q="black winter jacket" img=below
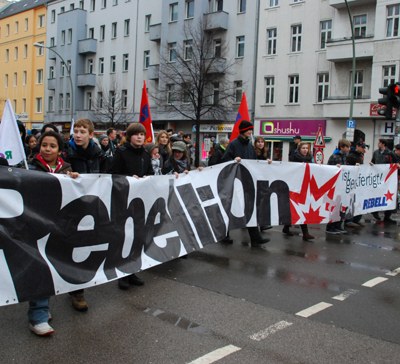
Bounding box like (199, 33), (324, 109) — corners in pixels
(221, 135), (256, 162)
(65, 139), (103, 173)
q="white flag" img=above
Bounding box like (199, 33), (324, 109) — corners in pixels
(0, 100), (27, 166)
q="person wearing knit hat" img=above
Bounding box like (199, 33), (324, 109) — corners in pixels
(221, 120), (270, 247)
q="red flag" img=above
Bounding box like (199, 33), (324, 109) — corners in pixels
(230, 92), (250, 141)
(139, 80), (154, 143)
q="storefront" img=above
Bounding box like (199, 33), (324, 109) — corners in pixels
(254, 119), (331, 162)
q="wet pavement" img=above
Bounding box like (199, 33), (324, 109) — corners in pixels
(1, 213), (400, 363)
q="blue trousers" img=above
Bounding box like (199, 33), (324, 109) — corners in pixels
(28, 298), (50, 325)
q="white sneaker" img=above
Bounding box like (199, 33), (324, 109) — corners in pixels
(29, 322), (55, 336)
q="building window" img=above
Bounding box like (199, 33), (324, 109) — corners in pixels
(61, 62), (65, 77)
(5, 49), (9, 62)
(61, 30), (66, 45)
(238, 0), (246, 13)
(184, 39), (193, 61)
(49, 66), (54, 79)
(109, 91), (115, 108)
(97, 92), (103, 108)
(102, 0), (107, 8)
(122, 89), (128, 109)
(354, 14), (367, 38)
(124, 19), (130, 36)
(289, 75), (299, 104)
(23, 71), (27, 85)
(317, 73), (329, 103)
(186, 0), (194, 19)
(214, 39), (222, 57)
(37, 42), (44, 56)
(351, 70), (363, 98)
(234, 81), (242, 103)
(170, 3), (178, 22)
(60, 6), (65, 13)
(5, 24), (9, 36)
(112, 22), (117, 38)
(113, 0), (118, 5)
(70, 3), (75, 10)
(144, 50), (150, 69)
(122, 54), (129, 71)
(212, 82), (220, 105)
(382, 65), (396, 87)
(168, 42), (177, 62)
(236, 36), (245, 58)
(51, 10), (56, 23)
(87, 59), (94, 73)
(269, 0), (279, 7)
(38, 15), (45, 28)
(145, 15), (151, 32)
(79, 1), (84, 9)
(23, 44), (28, 58)
(320, 20), (332, 49)
(37, 69), (43, 84)
(266, 28), (277, 55)
(15, 21), (18, 33)
(291, 24), (302, 52)
(48, 96), (54, 112)
(88, 28), (94, 39)
(13, 72), (17, 86)
(68, 28), (73, 44)
(100, 25), (105, 41)
(90, 0), (96, 11)
(50, 37), (55, 47)
(209, 0), (223, 12)
(87, 92), (92, 110)
(99, 57), (104, 74)
(36, 98), (42, 113)
(66, 93), (71, 111)
(167, 84), (175, 104)
(110, 55), (116, 73)
(14, 47), (18, 60)
(4, 74), (8, 88)
(265, 76), (275, 104)
(59, 94), (64, 110)
(386, 4), (400, 37)
(24, 18), (28, 31)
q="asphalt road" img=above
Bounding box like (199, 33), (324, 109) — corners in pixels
(1, 213), (400, 363)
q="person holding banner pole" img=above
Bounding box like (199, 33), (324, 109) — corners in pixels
(221, 120), (270, 247)
(27, 130), (79, 336)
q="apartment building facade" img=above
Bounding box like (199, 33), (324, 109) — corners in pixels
(254, 0), (400, 160)
(0, 0), (48, 129)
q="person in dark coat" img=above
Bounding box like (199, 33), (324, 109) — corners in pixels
(208, 138), (229, 166)
(282, 142), (315, 241)
(162, 141), (190, 175)
(110, 122), (154, 290)
(221, 120), (270, 247)
(289, 135), (302, 161)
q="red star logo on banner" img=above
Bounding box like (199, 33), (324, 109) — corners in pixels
(384, 190), (394, 201)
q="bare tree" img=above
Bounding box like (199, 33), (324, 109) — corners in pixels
(92, 79), (131, 128)
(155, 18), (238, 166)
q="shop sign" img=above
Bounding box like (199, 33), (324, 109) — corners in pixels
(370, 103), (396, 118)
(198, 124), (233, 133)
(15, 113), (28, 121)
(258, 119), (326, 137)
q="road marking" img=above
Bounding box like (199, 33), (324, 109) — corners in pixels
(332, 289), (359, 301)
(386, 267), (400, 276)
(249, 320), (293, 341)
(362, 277), (388, 287)
(296, 302), (332, 318)
(188, 345), (241, 364)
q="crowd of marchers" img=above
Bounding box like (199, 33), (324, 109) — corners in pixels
(0, 118), (399, 337)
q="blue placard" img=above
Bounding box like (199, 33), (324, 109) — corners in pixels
(347, 119), (356, 128)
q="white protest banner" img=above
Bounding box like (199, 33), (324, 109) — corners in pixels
(0, 161), (396, 305)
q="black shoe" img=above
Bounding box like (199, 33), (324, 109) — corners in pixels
(260, 225), (272, 231)
(251, 238), (270, 247)
(384, 218), (397, 224)
(282, 227), (294, 236)
(129, 274), (145, 286)
(118, 277), (130, 290)
(220, 236), (233, 244)
(372, 212), (381, 221)
(326, 229), (340, 235)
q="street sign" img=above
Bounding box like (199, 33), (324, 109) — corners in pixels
(347, 119), (356, 128)
(313, 126), (326, 147)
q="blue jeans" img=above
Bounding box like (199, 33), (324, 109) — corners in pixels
(28, 298), (50, 325)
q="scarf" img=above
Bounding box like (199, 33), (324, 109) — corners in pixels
(36, 154), (64, 173)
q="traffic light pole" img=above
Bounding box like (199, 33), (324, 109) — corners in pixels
(344, 0), (356, 142)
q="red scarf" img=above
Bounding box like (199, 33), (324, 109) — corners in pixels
(36, 154), (64, 173)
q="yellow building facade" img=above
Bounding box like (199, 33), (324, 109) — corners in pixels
(0, 1), (47, 130)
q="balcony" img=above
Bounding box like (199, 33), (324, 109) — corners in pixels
(204, 11), (229, 32)
(147, 64), (159, 80)
(326, 37), (374, 62)
(329, 0), (376, 9)
(47, 78), (56, 90)
(78, 38), (97, 54)
(77, 73), (96, 87)
(206, 58), (227, 74)
(149, 24), (161, 42)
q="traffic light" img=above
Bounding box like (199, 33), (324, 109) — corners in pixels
(378, 82), (400, 119)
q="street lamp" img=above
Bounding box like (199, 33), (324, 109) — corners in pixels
(33, 42), (74, 126)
